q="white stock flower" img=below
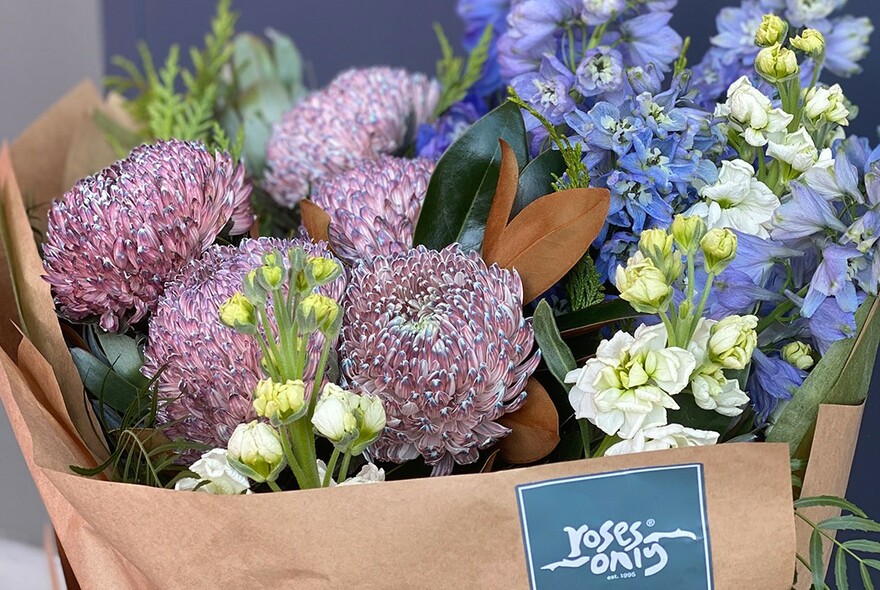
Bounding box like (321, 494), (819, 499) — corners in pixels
(565, 324), (696, 440)
(767, 127), (819, 172)
(786, 0), (837, 26)
(687, 319), (750, 416)
(686, 159), (780, 238)
(605, 423), (719, 456)
(803, 84), (850, 126)
(174, 449), (251, 495)
(316, 460), (386, 487)
(716, 77), (793, 147)
(226, 421), (285, 483)
(312, 384), (359, 448)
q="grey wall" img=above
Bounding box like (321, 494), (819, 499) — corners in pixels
(0, 0), (103, 546)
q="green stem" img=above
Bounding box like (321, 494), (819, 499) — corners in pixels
(258, 305), (284, 376)
(308, 339), (332, 419)
(755, 285), (809, 333)
(578, 419), (592, 459)
(267, 480), (282, 493)
(685, 273), (715, 344)
(322, 448), (341, 487)
(288, 422), (320, 489)
(280, 427), (307, 487)
(661, 313), (678, 348)
(594, 434), (621, 457)
(337, 452), (353, 484)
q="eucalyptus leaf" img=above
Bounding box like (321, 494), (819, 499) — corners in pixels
(70, 348), (140, 414)
(767, 297), (880, 454)
(413, 101), (527, 251)
(512, 148), (565, 217)
(96, 332), (148, 387)
(533, 300), (577, 390)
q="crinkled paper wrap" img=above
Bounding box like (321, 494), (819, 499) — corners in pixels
(0, 81), (867, 589)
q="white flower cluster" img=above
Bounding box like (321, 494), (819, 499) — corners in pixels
(565, 316), (757, 456)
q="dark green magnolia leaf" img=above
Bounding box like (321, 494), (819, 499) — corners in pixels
(70, 348), (140, 414)
(795, 496), (868, 517)
(413, 101), (527, 251)
(835, 548), (849, 590)
(767, 297), (880, 454)
(556, 298), (639, 337)
(810, 528), (825, 590)
(533, 300), (577, 390)
(667, 394), (735, 435)
(512, 148), (565, 217)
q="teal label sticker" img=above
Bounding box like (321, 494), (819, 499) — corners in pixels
(517, 464), (713, 589)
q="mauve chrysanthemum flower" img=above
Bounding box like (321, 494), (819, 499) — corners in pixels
(42, 140), (253, 332)
(264, 67), (440, 207)
(310, 156), (435, 263)
(341, 244), (540, 476)
(143, 238), (346, 450)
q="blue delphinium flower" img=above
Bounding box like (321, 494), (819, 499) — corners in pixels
(497, 0), (582, 78)
(511, 54), (576, 124)
(747, 348), (807, 422)
(618, 11), (683, 72)
(416, 95), (486, 160)
(575, 46), (625, 97)
(457, 0), (511, 97)
(770, 181), (848, 242)
(808, 297), (858, 354)
(818, 16), (874, 77)
(801, 244), (861, 316)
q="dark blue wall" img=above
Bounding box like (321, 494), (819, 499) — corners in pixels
(102, 0), (880, 564)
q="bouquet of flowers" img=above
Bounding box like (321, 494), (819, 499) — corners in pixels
(1, 0), (880, 588)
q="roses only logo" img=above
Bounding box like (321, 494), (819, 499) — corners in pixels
(516, 464), (713, 590)
(540, 519), (698, 577)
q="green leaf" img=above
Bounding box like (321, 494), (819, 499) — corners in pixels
(810, 528), (825, 590)
(843, 540), (880, 554)
(668, 395), (736, 435)
(862, 562), (877, 590)
(70, 348), (140, 414)
(767, 296), (880, 454)
(413, 101), (527, 251)
(533, 300), (577, 390)
(512, 148), (566, 217)
(820, 516), (880, 533)
(556, 299), (639, 337)
(795, 496), (868, 517)
(835, 548), (850, 590)
(866, 559), (880, 571)
(96, 332), (148, 387)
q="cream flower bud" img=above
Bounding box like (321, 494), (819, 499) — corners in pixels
(671, 215), (707, 254)
(708, 315), (758, 370)
(253, 378), (307, 425)
(755, 14), (788, 47)
(226, 421), (286, 483)
(700, 228), (737, 275)
(298, 293), (342, 336)
(219, 292), (257, 334)
(614, 252), (673, 314)
(755, 43), (799, 83)
(803, 84), (850, 126)
(312, 384), (359, 449)
(174, 449), (251, 495)
(638, 229), (682, 282)
(349, 394), (387, 455)
(766, 127), (819, 172)
(791, 29), (825, 57)
(782, 341), (815, 370)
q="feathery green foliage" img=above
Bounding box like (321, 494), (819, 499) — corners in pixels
(565, 254), (605, 312)
(105, 0), (241, 158)
(433, 23), (493, 117)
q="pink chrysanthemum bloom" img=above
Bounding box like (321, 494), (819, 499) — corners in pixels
(264, 67), (440, 207)
(42, 140), (253, 332)
(341, 245), (540, 476)
(143, 238), (346, 450)
(310, 156), (435, 263)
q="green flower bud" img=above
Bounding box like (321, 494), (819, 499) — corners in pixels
(219, 292), (257, 334)
(348, 394), (387, 455)
(257, 251), (285, 290)
(790, 29), (825, 57)
(671, 215), (707, 255)
(226, 421), (286, 483)
(782, 341), (815, 370)
(755, 43), (799, 83)
(700, 228), (738, 275)
(708, 315), (758, 370)
(614, 253), (673, 314)
(755, 14), (788, 48)
(638, 228), (682, 282)
(298, 293), (342, 336)
(307, 256), (342, 285)
(242, 269), (267, 306)
(253, 378), (307, 425)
